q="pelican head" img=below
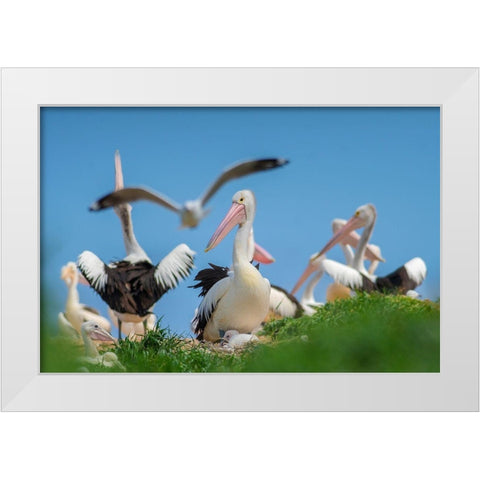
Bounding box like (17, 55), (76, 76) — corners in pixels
(331, 216), (385, 263)
(205, 190), (255, 252)
(220, 330), (240, 346)
(313, 204), (378, 261)
(81, 320), (116, 343)
(60, 262), (78, 286)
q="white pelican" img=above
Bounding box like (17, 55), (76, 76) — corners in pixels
(78, 152), (196, 340)
(60, 262), (112, 333)
(78, 320), (125, 371)
(266, 222), (386, 318)
(191, 190), (270, 341)
(292, 204), (427, 296)
(89, 157), (289, 228)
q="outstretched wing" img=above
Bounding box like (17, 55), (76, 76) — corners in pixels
(151, 243), (196, 293)
(90, 187), (182, 214)
(77, 251), (140, 314)
(376, 257), (427, 293)
(77, 251), (110, 293)
(322, 259), (377, 291)
(198, 158), (289, 206)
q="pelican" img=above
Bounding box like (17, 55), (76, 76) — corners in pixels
(78, 320), (125, 371)
(106, 151), (157, 340)
(292, 204), (427, 296)
(191, 190), (270, 341)
(266, 222), (386, 319)
(89, 157), (289, 228)
(60, 262), (112, 333)
(78, 151), (196, 340)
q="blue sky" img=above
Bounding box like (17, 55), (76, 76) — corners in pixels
(41, 107), (440, 337)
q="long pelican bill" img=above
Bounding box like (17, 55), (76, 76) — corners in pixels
(291, 262), (318, 296)
(89, 326), (116, 343)
(253, 243), (275, 264)
(205, 202), (246, 252)
(115, 150), (124, 189)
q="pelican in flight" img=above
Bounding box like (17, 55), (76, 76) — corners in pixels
(78, 151), (196, 340)
(191, 190), (271, 341)
(89, 157), (289, 228)
(60, 262), (112, 333)
(292, 204), (426, 296)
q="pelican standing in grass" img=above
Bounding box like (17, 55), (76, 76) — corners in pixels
(292, 204), (426, 296)
(60, 262), (112, 334)
(78, 151), (196, 340)
(265, 223), (385, 319)
(109, 151), (156, 339)
(191, 190), (270, 341)
(90, 157), (289, 228)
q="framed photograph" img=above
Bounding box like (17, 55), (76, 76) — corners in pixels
(1, 68), (478, 411)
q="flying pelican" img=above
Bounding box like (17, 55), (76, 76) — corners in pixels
(191, 190), (270, 341)
(292, 204), (427, 296)
(60, 262), (112, 333)
(89, 157), (289, 228)
(78, 152), (196, 340)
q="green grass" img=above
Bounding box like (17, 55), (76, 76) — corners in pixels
(41, 293), (440, 373)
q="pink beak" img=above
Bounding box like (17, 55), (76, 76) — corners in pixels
(115, 150), (124, 190)
(90, 328), (116, 343)
(205, 202), (246, 252)
(291, 262), (318, 296)
(253, 243), (275, 264)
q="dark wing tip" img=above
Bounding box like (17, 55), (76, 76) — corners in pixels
(89, 193), (114, 212)
(257, 157), (289, 167)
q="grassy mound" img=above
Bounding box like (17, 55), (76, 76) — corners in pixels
(41, 293), (439, 373)
(245, 293), (439, 372)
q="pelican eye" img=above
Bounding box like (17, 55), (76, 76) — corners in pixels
(94, 324), (99, 329)
(239, 197), (244, 202)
